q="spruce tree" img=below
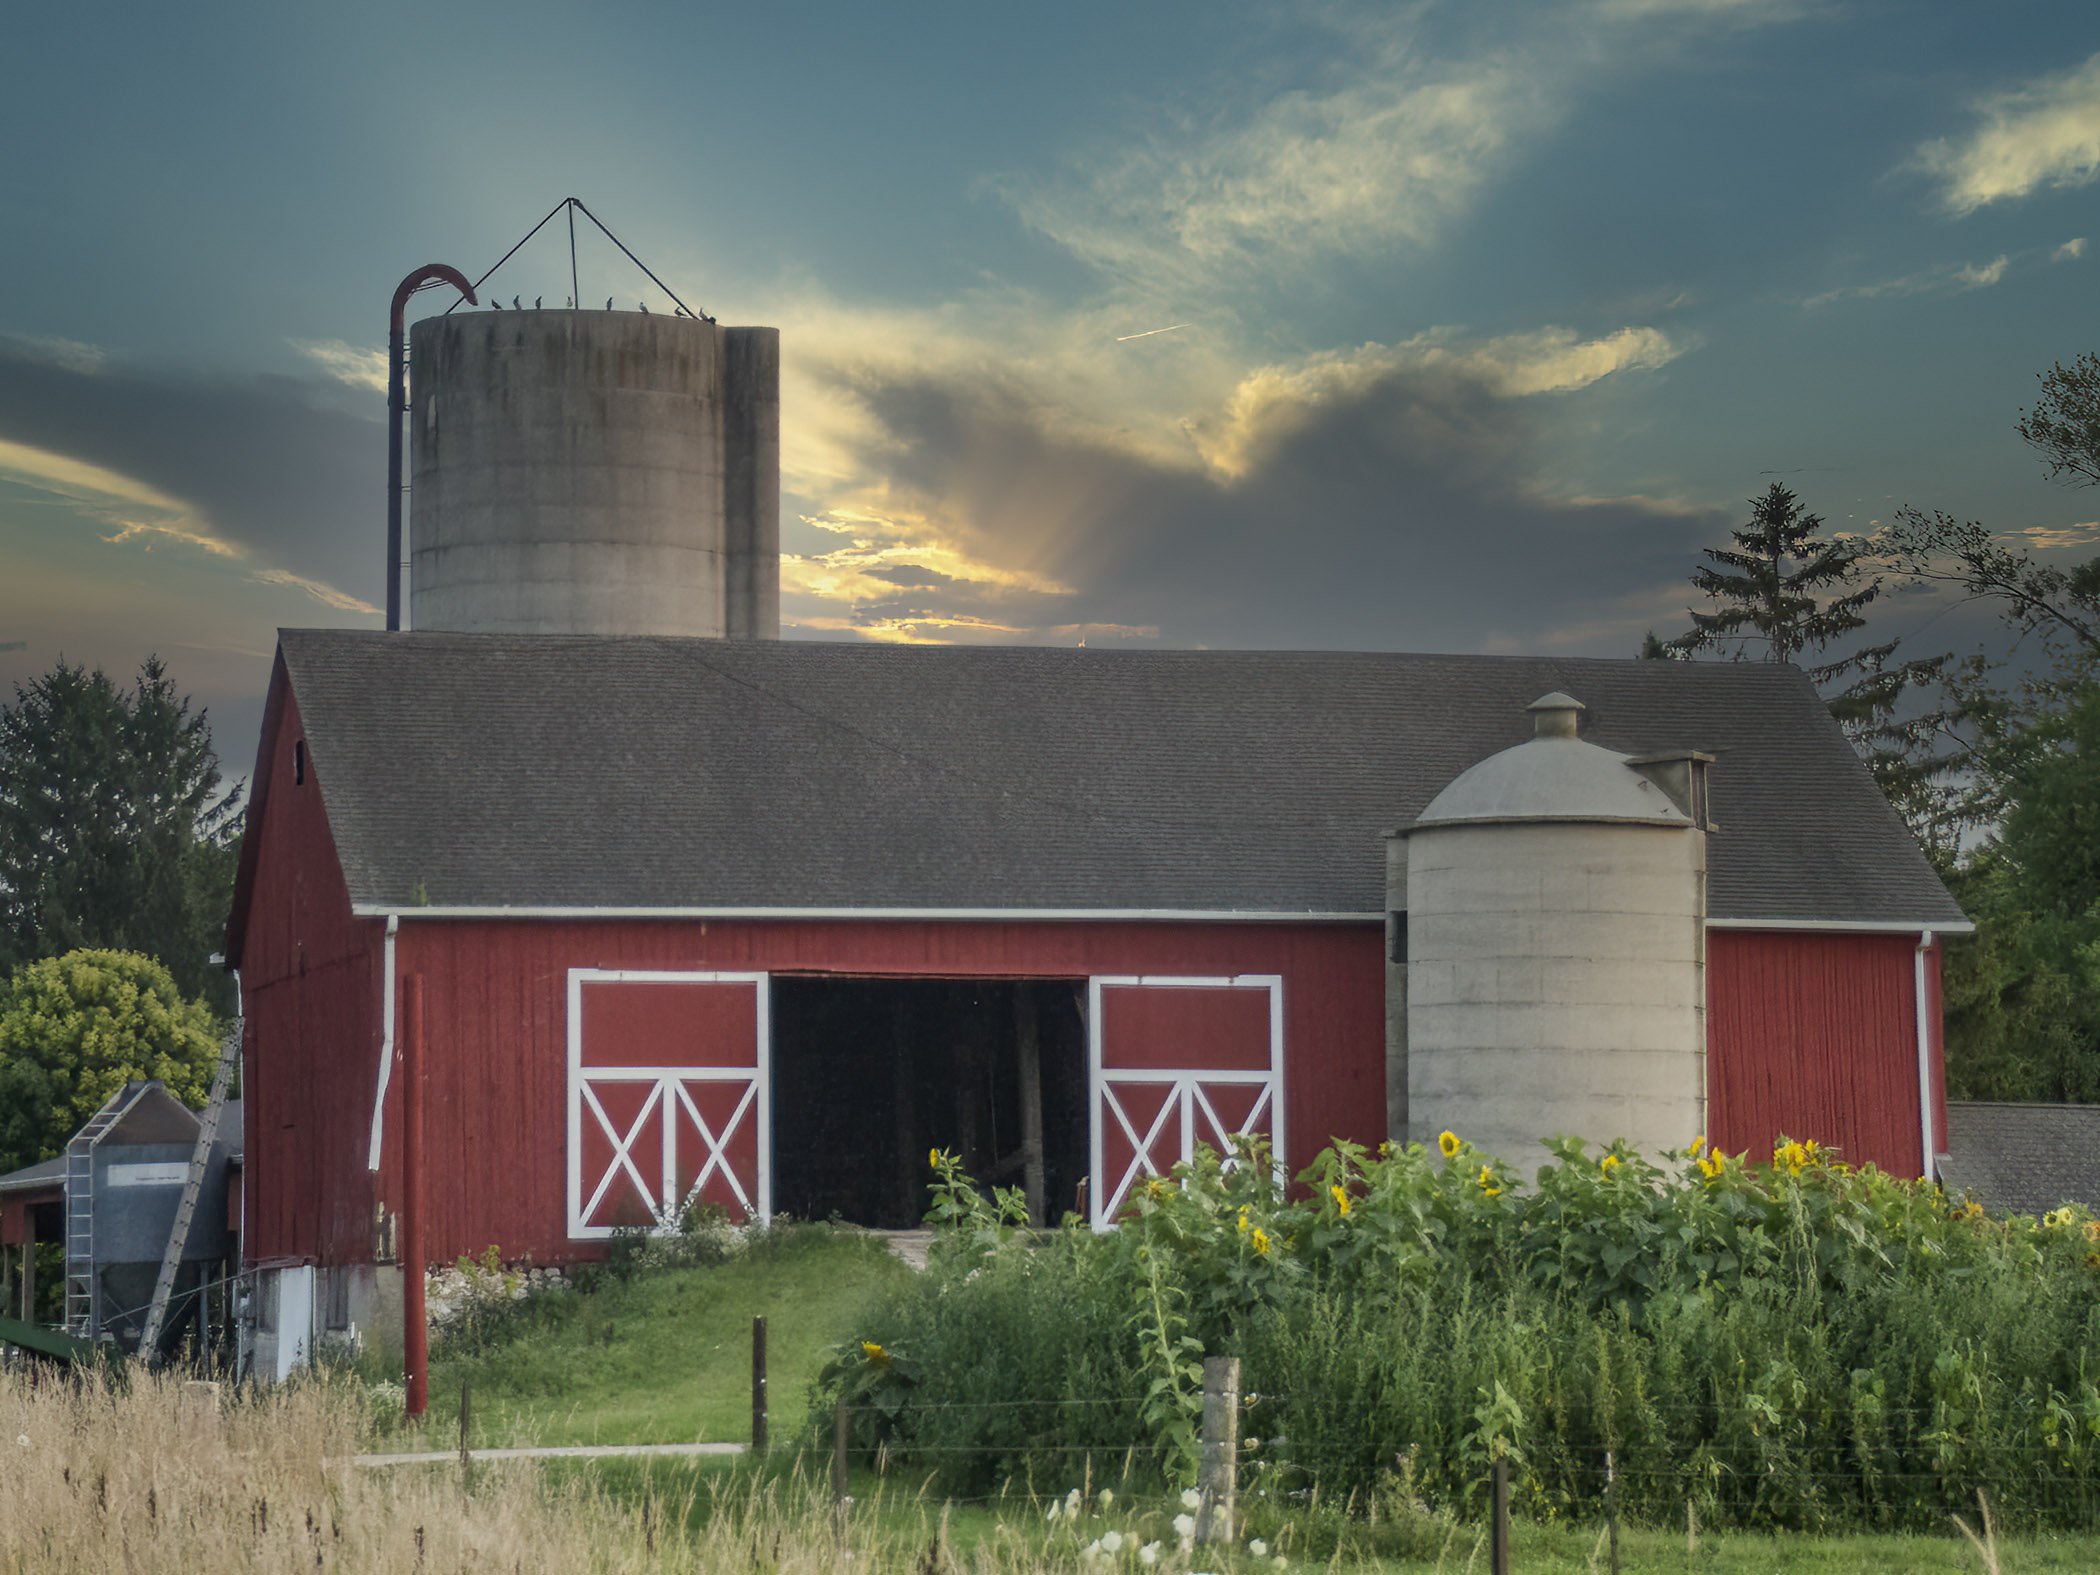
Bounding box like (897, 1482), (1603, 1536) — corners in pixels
(1645, 483), (1949, 844)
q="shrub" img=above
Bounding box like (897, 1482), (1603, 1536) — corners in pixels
(816, 1134), (2100, 1530)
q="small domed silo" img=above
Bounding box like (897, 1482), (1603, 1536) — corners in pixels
(1399, 693), (1708, 1168)
(408, 310), (778, 638)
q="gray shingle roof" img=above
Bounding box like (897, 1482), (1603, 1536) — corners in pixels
(1940, 1102), (2100, 1215)
(269, 630), (1965, 925)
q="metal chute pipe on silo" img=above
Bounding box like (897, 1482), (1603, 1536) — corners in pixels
(387, 265), (477, 631)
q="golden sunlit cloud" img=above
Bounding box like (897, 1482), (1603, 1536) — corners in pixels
(249, 568), (379, 614)
(2009, 522), (2100, 551)
(292, 338), (390, 393)
(1918, 53), (2100, 216)
(1194, 326), (1684, 480)
(0, 436), (375, 614)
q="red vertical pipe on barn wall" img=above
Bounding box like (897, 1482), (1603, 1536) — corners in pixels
(385, 917), (1385, 1267)
(230, 667), (384, 1267)
(1706, 929), (1928, 1176)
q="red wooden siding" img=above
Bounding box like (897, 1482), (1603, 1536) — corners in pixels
(232, 666), (385, 1267)
(1706, 929), (1936, 1177)
(369, 919), (1385, 1266)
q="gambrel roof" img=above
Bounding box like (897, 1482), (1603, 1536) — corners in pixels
(242, 629), (1966, 929)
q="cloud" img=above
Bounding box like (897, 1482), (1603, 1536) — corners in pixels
(2009, 521), (2100, 552)
(248, 568), (379, 615)
(1193, 326), (1684, 480)
(1918, 53), (2100, 216)
(1803, 254), (2011, 308)
(772, 313), (1715, 658)
(292, 338), (390, 393)
(2055, 237), (2088, 262)
(999, 5), (1806, 304)
(0, 337), (386, 611)
(0, 334), (107, 376)
(0, 640), (26, 654)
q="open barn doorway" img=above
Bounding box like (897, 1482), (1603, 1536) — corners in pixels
(769, 978), (1088, 1228)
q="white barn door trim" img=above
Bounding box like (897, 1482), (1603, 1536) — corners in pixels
(566, 969), (771, 1239)
(1086, 974), (1285, 1231)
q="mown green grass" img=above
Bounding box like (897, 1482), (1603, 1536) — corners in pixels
(405, 1224), (910, 1449)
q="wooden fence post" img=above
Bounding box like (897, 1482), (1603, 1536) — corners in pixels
(1604, 1447), (1620, 1575)
(832, 1398), (850, 1535)
(1195, 1355), (1240, 1545)
(458, 1377), (472, 1479)
(751, 1315), (768, 1454)
(1489, 1456), (1510, 1575)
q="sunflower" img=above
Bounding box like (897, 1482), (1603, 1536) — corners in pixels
(860, 1340), (891, 1367)
(1437, 1130), (1461, 1159)
(1251, 1227), (1272, 1257)
(1330, 1183), (1353, 1217)
(1600, 1154), (1621, 1174)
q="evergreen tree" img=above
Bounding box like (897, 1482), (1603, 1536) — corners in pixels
(1644, 483), (1949, 841)
(0, 657), (240, 1011)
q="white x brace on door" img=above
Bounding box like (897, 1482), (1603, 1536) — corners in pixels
(1087, 974), (1284, 1230)
(567, 970), (770, 1237)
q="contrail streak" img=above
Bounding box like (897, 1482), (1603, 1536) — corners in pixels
(1114, 323), (1194, 343)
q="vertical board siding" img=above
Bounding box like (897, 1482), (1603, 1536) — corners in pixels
(381, 918), (1385, 1266)
(234, 671), (384, 1266)
(1707, 929), (1927, 1176)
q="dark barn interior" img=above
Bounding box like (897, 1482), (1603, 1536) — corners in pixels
(770, 977), (1089, 1228)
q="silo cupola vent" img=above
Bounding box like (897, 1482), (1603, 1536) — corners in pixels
(1525, 691), (1585, 738)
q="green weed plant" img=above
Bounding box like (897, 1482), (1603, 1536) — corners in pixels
(820, 1134), (2100, 1534)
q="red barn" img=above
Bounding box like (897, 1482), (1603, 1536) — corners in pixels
(226, 630), (1965, 1336)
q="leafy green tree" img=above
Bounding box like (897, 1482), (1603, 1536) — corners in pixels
(1644, 482), (1949, 839)
(1939, 682), (2100, 1101)
(0, 657), (240, 1011)
(0, 949), (221, 1174)
(1881, 349), (2100, 1097)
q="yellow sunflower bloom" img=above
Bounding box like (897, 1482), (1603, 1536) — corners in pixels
(1600, 1154), (1621, 1174)
(1251, 1227), (1272, 1257)
(1477, 1164), (1501, 1197)
(1237, 1205), (1251, 1233)
(928, 1148), (942, 1170)
(1330, 1184), (1353, 1217)
(860, 1340), (891, 1366)
(1438, 1130), (1461, 1159)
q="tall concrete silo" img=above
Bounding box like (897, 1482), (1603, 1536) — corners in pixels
(408, 311), (779, 638)
(1393, 694), (1709, 1168)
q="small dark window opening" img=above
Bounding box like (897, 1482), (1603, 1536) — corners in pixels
(294, 740), (306, 785)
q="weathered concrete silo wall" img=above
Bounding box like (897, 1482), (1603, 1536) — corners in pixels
(1397, 693), (1708, 1170)
(409, 311), (779, 639)
(1406, 819), (1705, 1165)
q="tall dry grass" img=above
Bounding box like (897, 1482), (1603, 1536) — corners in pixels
(0, 1370), (1097, 1573)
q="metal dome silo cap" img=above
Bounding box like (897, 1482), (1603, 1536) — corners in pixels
(1408, 692), (1692, 829)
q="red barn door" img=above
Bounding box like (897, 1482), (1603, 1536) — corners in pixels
(1087, 975), (1284, 1229)
(567, 970), (770, 1237)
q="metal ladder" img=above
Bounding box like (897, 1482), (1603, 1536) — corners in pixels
(62, 1093), (132, 1338)
(138, 1022), (241, 1360)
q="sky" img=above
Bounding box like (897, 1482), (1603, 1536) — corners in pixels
(3, 0), (2098, 781)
